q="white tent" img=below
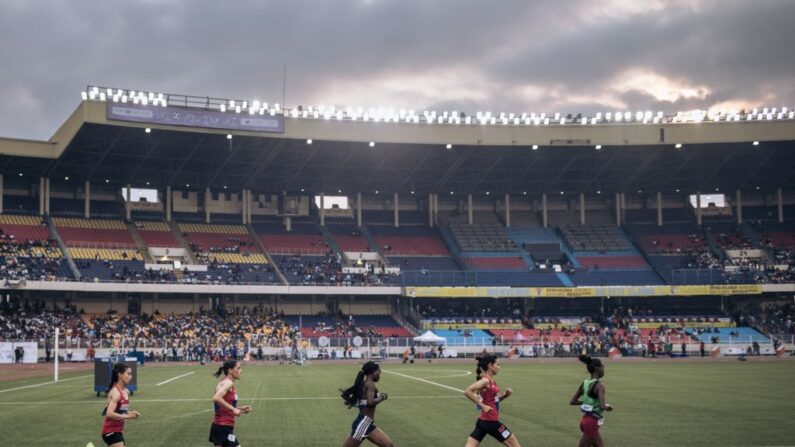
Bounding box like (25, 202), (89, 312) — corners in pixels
(413, 331), (447, 344)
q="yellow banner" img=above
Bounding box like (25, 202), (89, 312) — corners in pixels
(403, 284), (763, 298)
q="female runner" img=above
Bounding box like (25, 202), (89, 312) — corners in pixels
(209, 360), (252, 447)
(569, 354), (613, 447)
(464, 354), (521, 447)
(340, 361), (394, 447)
(101, 363), (141, 447)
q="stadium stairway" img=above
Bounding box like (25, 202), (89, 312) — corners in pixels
(739, 223), (774, 261)
(703, 227), (728, 262)
(549, 228), (581, 268)
(360, 225), (388, 263)
(555, 272), (574, 286)
(168, 219), (197, 264)
(436, 225), (467, 270)
(246, 223), (288, 285)
(126, 221), (154, 263)
(318, 224), (347, 263)
(44, 214), (81, 280)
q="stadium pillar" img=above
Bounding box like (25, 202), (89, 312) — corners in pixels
(39, 177), (45, 215)
(84, 181), (90, 219)
(579, 193), (585, 225)
(777, 188), (784, 223)
(357, 193), (362, 227)
(0, 174), (3, 213)
(165, 186), (172, 222)
(241, 190), (246, 224)
(467, 194), (473, 225)
(394, 193), (399, 227)
(614, 193), (621, 225)
(542, 193), (548, 228)
(504, 194), (511, 228)
(248, 190), (253, 224)
(320, 192), (325, 226)
(205, 187), (211, 223)
(436, 193), (440, 225)
(620, 192), (626, 225)
(736, 189), (742, 224)
(657, 192), (663, 226)
(428, 193), (434, 228)
(44, 177), (50, 215)
(125, 184), (131, 221)
(696, 191), (702, 225)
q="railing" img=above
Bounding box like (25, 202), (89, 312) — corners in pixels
(66, 241), (137, 250)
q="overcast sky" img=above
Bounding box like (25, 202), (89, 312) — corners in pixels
(1, 0), (793, 140)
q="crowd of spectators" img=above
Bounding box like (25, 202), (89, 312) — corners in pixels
(279, 252), (397, 286)
(0, 231), (65, 281)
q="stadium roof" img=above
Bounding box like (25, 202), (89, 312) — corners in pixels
(1, 93), (795, 196)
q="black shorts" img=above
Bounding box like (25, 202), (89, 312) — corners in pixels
(469, 419), (513, 443)
(209, 424), (240, 447)
(102, 432), (124, 446)
(350, 414), (377, 441)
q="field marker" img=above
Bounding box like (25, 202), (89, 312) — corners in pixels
(383, 369), (465, 393)
(0, 374), (92, 394)
(156, 371), (195, 386)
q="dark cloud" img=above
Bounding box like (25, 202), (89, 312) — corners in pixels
(0, 0), (792, 139)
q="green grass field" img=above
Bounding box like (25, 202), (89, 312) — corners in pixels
(0, 359), (793, 446)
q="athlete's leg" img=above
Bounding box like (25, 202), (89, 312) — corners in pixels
(465, 436), (481, 447)
(366, 428), (394, 447)
(592, 433), (604, 447)
(108, 443), (124, 447)
(501, 433), (521, 447)
(342, 436), (363, 447)
(577, 434), (592, 447)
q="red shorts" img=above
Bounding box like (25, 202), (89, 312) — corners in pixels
(580, 415), (601, 438)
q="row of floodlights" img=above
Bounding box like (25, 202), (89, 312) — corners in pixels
(83, 87), (795, 125)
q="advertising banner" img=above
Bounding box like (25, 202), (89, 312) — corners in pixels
(107, 103), (284, 133)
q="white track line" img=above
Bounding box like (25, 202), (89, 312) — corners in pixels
(156, 371), (195, 386)
(383, 369), (465, 393)
(159, 408), (213, 420)
(0, 374), (92, 394)
(0, 394), (463, 405)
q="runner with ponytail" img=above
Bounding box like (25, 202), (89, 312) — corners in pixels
(340, 361), (394, 447)
(209, 360), (251, 447)
(570, 354), (613, 447)
(464, 354), (521, 447)
(100, 362), (141, 447)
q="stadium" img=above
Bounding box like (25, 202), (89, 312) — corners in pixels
(0, 84), (793, 446)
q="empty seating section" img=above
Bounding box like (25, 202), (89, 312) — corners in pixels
(0, 215), (51, 242)
(370, 225), (449, 256)
(131, 210), (165, 221)
(465, 257), (527, 270)
(362, 210), (393, 224)
(3, 195), (38, 215)
(70, 248), (144, 261)
(90, 201), (124, 218)
(559, 224), (631, 252)
(353, 315), (412, 337)
(178, 223), (248, 235)
(256, 222), (328, 255)
(623, 209), (658, 223)
(136, 221), (180, 247)
(389, 256), (459, 271)
(576, 256), (651, 270)
(742, 206), (778, 221)
(751, 221), (795, 249)
(179, 223), (266, 262)
(705, 223), (754, 250)
(328, 224), (370, 251)
(568, 270), (663, 286)
(53, 217), (136, 248)
(172, 212), (205, 223)
(49, 198), (85, 216)
(450, 223), (517, 252)
(76, 260), (146, 281)
(627, 224), (705, 255)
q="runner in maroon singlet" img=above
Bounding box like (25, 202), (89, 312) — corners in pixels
(464, 354), (521, 447)
(100, 363), (141, 447)
(209, 360), (251, 447)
